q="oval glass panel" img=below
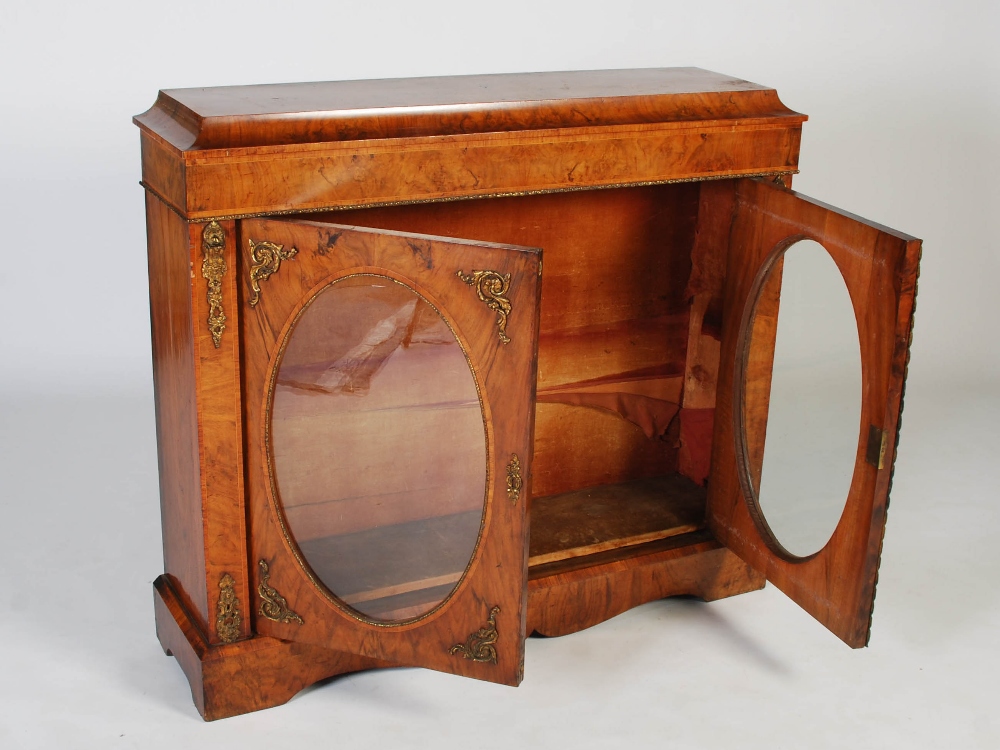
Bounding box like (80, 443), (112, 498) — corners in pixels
(740, 240), (862, 558)
(270, 276), (487, 622)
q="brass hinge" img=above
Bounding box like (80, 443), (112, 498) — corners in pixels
(865, 425), (888, 470)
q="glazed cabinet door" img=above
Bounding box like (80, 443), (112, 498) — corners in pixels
(240, 217), (541, 685)
(707, 178), (921, 647)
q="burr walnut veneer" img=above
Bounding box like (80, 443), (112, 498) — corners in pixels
(135, 68), (921, 720)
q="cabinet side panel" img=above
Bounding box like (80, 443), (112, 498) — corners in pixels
(141, 132), (186, 215)
(145, 193), (208, 628)
(678, 181), (736, 485)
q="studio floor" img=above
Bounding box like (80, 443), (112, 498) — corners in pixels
(1, 374), (996, 749)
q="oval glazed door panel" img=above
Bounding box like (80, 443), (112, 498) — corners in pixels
(707, 178), (921, 648)
(271, 276), (488, 623)
(738, 239), (863, 559)
(242, 217), (541, 685)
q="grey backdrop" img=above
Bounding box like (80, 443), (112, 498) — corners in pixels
(1, 1), (997, 747)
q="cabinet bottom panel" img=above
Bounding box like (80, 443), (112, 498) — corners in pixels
(528, 473), (706, 566)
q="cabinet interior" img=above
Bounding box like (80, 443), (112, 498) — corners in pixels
(290, 180), (736, 605)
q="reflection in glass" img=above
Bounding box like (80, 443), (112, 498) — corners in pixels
(744, 240), (862, 557)
(270, 276), (487, 622)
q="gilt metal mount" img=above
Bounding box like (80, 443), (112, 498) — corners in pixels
(257, 560), (304, 625)
(506, 454), (522, 504)
(457, 269), (512, 344)
(449, 605), (500, 664)
(215, 573), (241, 643)
(248, 239), (298, 307)
(201, 221), (228, 348)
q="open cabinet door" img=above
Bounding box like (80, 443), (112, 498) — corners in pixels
(241, 217), (541, 685)
(707, 178), (921, 647)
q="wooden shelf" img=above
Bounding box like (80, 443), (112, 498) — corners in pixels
(295, 474), (706, 620)
(528, 474), (707, 568)
(297, 509), (481, 621)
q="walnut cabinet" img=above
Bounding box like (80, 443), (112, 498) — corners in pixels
(134, 68), (921, 720)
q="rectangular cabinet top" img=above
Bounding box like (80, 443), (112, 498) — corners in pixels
(134, 67), (805, 151)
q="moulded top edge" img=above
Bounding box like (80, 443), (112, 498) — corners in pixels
(133, 67), (807, 152)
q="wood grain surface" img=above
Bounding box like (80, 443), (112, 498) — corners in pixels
(135, 69), (803, 219)
(145, 195), (207, 628)
(323, 185), (701, 497)
(527, 531), (765, 637)
(145, 198), (253, 644)
(154, 575), (393, 721)
(678, 180), (737, 485)
(706, 178), (921, 647)
(139, 70), (919, 720)
(241, 216), (541, 686)
(136, 67), (803, 150)
(528, 475), (706, 566)
(188, 217), (251, 644)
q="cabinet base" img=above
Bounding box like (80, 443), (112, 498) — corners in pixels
(153, 575), (392, 721)
(527, 532), (765, 636)
(155, 534), (762, 720)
